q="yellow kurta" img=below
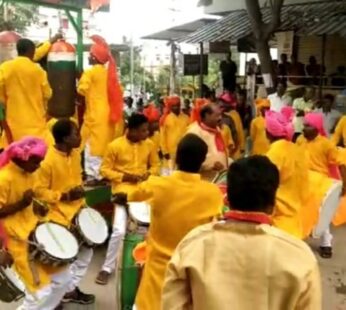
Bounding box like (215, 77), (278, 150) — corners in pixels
(0, 163), (58, 292)
(160, 112), (189, 159)
(250, 116), (270, 155)
(35, 147), (83, 226)
(266, 140), (309, 239)
(0, 57), (52, 143)
(100, 136), (159, 199)
(227, 110), (245, 159)
(149, 131), (160, 154)
(34, 41), (51, 62)
(162, 221), (321, 310)
(331, 115), (346, 146)
(78, 64), (115, 157)
(133, 171), (223, 310)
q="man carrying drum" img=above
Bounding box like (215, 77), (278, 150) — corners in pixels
(265, 108), (310, 239)
(0, 137), (71, 310)
(131, 134), (223, 310)
(35, 119), (95, 304)
(296, 112), (346, 258)
(95, 113), (160, 285)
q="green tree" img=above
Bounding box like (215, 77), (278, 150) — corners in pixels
(0, 2), (38, 33)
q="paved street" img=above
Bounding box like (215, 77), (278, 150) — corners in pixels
(2, 225), (346, 310)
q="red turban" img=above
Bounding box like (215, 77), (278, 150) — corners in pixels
(143, 104), (160, 123)
(160, 96), (180, 126)
(90, 35), (123, 123)
(190, 98), (208, 123)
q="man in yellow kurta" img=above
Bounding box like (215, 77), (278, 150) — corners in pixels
(78, 36), (123, 182)
(265, 110), (309, 239)
(0, 137), (71, 309)
(332, 115), (346, 147)
(95, 114), (159, 285)
(0, 39), (52, 144)
(250, 99), (270, 155)
(160, 96), (189, 163)
(187, 103), (231, 181)
(296, 112), (346, 258)
(35, 119), (95, 304)
(162, 156), (321, 310)
(134, 133), (223, 310)
(143, 103), (161, 155)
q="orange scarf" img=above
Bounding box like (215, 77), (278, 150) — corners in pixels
(224, 210), (272, 225)
(200, 122), (225, 152)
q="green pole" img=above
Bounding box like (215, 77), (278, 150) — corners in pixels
(76, 9), (83, 72)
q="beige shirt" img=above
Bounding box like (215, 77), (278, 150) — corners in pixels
(186, 123), (228, 171)
(162, 221), (321, 310)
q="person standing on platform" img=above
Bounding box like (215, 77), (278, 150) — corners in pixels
(0, 137), (71, 310)
(78, 35), (123, 183)
(0, 39), (52, 143)
(133, 134), (223, 310)
(35, 119), (95, 304)
(160, 96), (189, 164)
(250, 100), (270, 155)
(220, 52), (237, 92)
(162, 156), (321, 310)
(265, 110), (309, 239)
(95, 114), (159, 285)
(187, 104), (230, 180)
(296, 112), (346, 258)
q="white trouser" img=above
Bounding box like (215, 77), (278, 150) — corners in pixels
(18, 268), (71, 310)
(102, 205), (127, 273)
(320, 227), (333, 247)
(67, 246), (94, 293)
(85, 143), (102, 180)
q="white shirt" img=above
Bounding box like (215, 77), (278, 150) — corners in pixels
(292, 97), (314, 133)
(315, 108), (341, 137)
(268, 93), (292, 112)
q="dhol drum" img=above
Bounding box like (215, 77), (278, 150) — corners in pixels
(212, 170), (229, 211)
(30, 222), (79, 267)
(117, 202), (151, 310)
(73, 207), (108, 247)
(313, 180), (342, 238)
(0, 267), (25, 302)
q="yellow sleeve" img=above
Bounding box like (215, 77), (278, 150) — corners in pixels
(250, 119), (256, 142)
(40, 69), (52, 102)
(161, 249), (191, 310)
(160, 123), (169, 155)
(266, 145), (285, 173)
(0, 175), (10, 208)
(0, 67), (5, 103)
(131, 178), (155, 202)
(77, 70), (92, 97)
(331, 117), (346, 146)
(326, 140), (345, 166)
(221, 125), (234, 149)
(100, 144), (124, 183)
(35, 162), (61, 204)
(34, 41), (51, 62)
(148, 143), (160, 176)
(295, 262), (322, 310)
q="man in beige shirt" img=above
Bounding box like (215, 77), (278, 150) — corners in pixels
(162, 156), (321, 310)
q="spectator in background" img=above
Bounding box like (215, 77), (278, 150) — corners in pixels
(220, 52), (237, 92)
(278, 53), (291, 80)
(331, 66), (346, 87)
(236, 90), (252, 131)
(124, 96), (136, 119)
(315, 94), (341, 137)
(288, 55), (305, 85)
(306, 56), (325, 86)
(268, 81), (292, 112)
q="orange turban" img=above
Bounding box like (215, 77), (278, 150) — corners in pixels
(190, 98), (208, 123)
(143, 103), (160, 123)
(255, 98), (270, 115)
(160, 96), (181, 126)
(90, 35), (123, 123)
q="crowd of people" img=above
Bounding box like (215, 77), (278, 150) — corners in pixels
(0, 34), (345, 310)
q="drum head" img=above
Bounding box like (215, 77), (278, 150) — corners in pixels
(1, 268), (25, 293)
(35, 223), (79, 260)
(129, 202), (151, 225)
(313, 181), (342, 238)
(78, 208), (108, 245)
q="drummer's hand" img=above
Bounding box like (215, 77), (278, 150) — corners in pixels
(141, 173), (150, 181)
(33, 201), (49, 218)
(0, 249), (13, 268)
(69, 186), (85, 201)
(22, 190), (34, 208)
(112, 193), (128, 206)
(50, 33), (63, 44)
(213, 161), (224, 171)
(122, 174), (141, 184)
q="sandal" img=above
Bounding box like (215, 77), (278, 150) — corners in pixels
(319, 246), (333, 259)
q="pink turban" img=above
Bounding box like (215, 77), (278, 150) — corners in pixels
(219, 91), (237, 108)
(304, 112), (326, 136)
(265, 110), (294, 141)
(281, 106), (295, 122)
(0, 137), (47, 168)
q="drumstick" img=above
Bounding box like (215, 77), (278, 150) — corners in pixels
(46, 223), (65, 253)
